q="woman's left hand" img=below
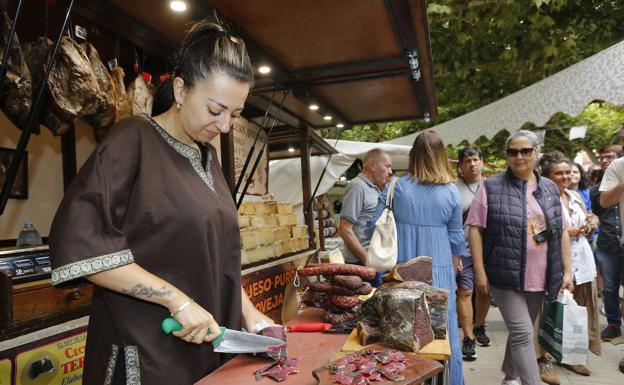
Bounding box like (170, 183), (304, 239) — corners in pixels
(559, 271), (574, 293)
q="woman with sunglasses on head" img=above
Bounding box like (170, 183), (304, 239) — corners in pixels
(539, 153), (600, 376)
(48, 18), (274, 384)
(467, 131), (573, 385)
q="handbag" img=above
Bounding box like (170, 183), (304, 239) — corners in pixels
(538, 290), (589, 365)
(365, 177), (399, 272)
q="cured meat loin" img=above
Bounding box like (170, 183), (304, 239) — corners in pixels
(0, 11), (32, 131)
(298, 263), (376, 280)
(361, 281), (448, 340)
(383, 256), (433, 285)
(111, 66), (132, 122)
(47, 37), (103, 124)
(80, 42), (116, 133)
(127, 74), (153, 116)
(23, 37), (71, 135)
(373, 288), (432, 352)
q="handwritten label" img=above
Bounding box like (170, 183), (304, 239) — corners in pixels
(233, 119), (268, 196)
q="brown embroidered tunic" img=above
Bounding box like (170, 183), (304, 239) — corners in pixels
(49, 115), (242, 384)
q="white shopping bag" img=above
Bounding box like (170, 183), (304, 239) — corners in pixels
(539, 289), (589, 365)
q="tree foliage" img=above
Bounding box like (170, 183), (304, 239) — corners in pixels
(320, 0), (624, 165)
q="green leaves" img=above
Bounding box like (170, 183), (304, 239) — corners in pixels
(318, 0), (624, 167)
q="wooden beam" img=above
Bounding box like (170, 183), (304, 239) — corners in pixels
(384, 0), (432, 119)
(74, 0), (177, 59)
(299, 125), (315, 249)
(291, 56), (405, 79)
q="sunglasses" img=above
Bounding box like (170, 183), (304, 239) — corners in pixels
(506, 147), (534, 157)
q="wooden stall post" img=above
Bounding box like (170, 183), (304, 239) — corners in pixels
(299, 125), (315, 249)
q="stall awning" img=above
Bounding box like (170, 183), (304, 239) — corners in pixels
(103, 0), (437, 129)
(385, 40), (624, 146)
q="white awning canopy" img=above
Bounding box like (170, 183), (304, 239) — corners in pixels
(386, 40), (624, 146)
(269, 140), (411, 206)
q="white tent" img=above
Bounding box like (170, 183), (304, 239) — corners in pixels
(269, 140), (411, 206)
(386, 40), (624, 146)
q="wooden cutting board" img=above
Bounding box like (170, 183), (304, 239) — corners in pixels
(312, 345), (443, 385)
(341, 329), (451, 361)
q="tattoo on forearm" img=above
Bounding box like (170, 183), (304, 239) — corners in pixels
(122, 284), (172, 298)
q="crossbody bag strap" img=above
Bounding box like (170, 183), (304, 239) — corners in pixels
(385, 177), (399, 210)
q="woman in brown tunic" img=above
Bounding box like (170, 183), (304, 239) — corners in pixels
(49, 19), (274, 384)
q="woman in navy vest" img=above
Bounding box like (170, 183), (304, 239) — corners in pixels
(466, 131), (573, 385)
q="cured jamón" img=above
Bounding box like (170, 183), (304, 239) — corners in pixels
(81, 42), (116, 138)
(127, 74), (153, 116)
(47, 37), (103, 125)
(111, 66), (132, 122)
(0, 11), (32, 131)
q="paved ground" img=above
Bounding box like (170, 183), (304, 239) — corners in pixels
(462, 305), (624, 385)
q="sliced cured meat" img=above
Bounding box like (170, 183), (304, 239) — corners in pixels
(255, 357), (300, 382)
(261, 326), (287, 360)
(0, 11), (32, 131)
(127, 74), (153, 116)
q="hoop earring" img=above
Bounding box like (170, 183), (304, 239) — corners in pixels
(176, 102), (182, 112)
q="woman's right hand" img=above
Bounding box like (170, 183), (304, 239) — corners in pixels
(475, 269), (490, 296)
(170, 300), (222, 345)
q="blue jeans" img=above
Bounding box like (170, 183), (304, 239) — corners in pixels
(595, 246), (622, 326)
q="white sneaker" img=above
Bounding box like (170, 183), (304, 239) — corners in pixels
(501, 380), (520, 385)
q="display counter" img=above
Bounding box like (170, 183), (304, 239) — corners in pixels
(196, 307), (451, 385)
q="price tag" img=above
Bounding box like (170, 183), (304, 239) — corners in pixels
(107, 58), (118, 71)
(74, 25), (88, 40)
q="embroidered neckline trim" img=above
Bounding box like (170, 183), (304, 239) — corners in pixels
(142, 114), (218, 196)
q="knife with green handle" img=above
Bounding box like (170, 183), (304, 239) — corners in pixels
(160, 317), (286, 353)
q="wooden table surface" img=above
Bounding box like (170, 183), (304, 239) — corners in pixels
(196, 307), (451, 385)
(195, 308), (347, 385)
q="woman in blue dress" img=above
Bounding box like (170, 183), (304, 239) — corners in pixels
(371, 129), (465, 385)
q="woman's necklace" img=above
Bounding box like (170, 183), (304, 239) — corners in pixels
(462, 177), (479, 195)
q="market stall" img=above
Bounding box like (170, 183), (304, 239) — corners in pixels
(0, 0), (439, 383)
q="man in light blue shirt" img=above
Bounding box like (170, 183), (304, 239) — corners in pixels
(338, 149), (393, 275)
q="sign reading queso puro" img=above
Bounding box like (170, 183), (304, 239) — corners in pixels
(241, 262), (297, 323)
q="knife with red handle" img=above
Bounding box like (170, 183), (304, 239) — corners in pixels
(287, 323), (332, 332)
